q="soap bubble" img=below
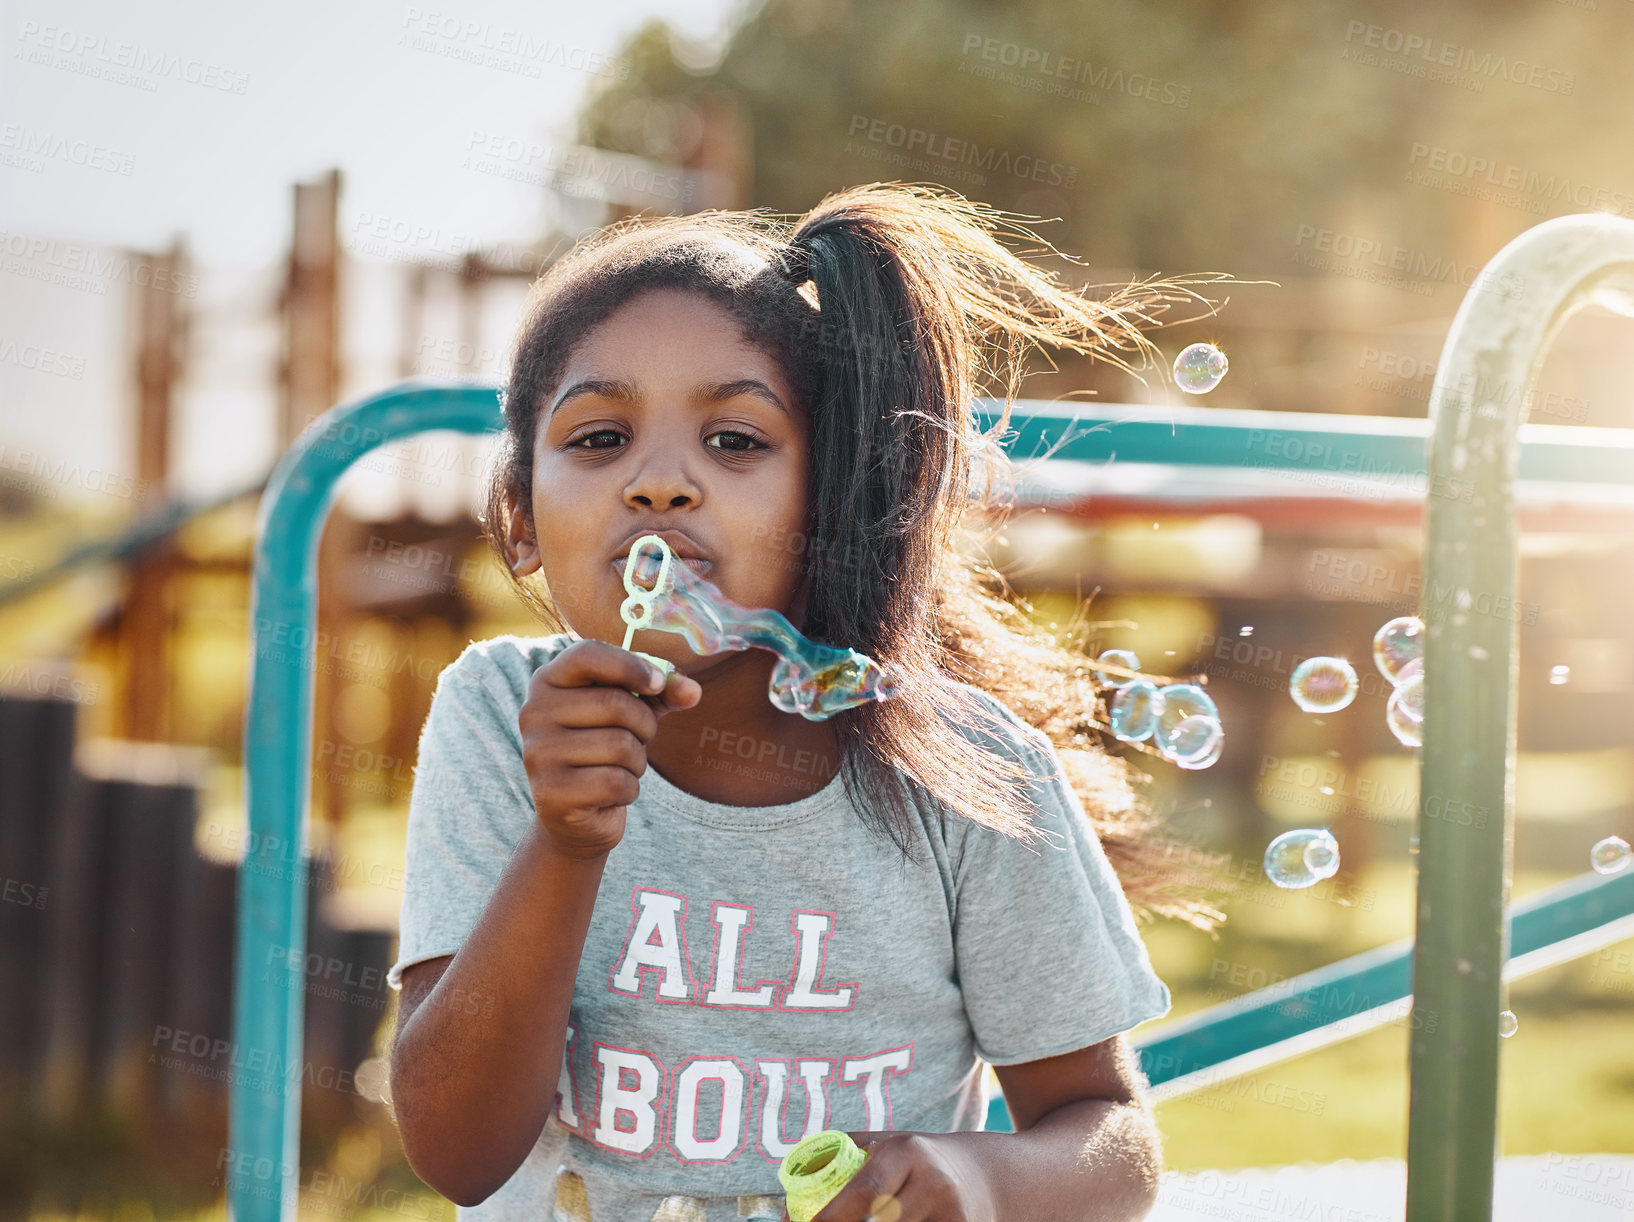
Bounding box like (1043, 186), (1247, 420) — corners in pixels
(1498, 1010), (1518, 1038)
(1154, 684), (1219, 754)
(1163, 714), (1224, 770)
(1549, 664), (1571, 686)
(1373, 617), (1424, 683)
(1394, 658), (1422, 686)
(1290, 657), (1359, 713)
(1386, 677), (1424, 748)
(1108, 681), (1162, 743)
(1392, 670), (1424, 721)
(1302, 835), (1339, 877)
(1173, 342), (1229, 394)
(1263, 828), (1342, 889)
(1590, 834), (1630, 875)
(1094, 649), (1141, 684)
(1386, 693), (1423, 748)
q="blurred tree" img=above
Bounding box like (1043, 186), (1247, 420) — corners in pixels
(572, 0), (1634, 414)
(572, 0), (1525, 274)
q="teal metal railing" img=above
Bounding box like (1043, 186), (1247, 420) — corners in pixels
(1407, 212), (1634, 1221)
(231, 214), (1634, 1220)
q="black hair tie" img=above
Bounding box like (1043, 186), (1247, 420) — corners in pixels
(777, 241), (812, 284)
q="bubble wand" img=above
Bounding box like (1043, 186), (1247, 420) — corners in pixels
(616, 534), (899, 720)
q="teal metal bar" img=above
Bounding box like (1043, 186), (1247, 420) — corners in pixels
(232, 380), (503, 1221)
(967, 402), (1634, 487)
(1410, 212), (1634, 1222)
(237, 361), (1634, 1211)
(979, 867), (1634, 1132)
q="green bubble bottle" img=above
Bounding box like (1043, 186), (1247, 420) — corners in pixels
(778, 1130), (867, 1222)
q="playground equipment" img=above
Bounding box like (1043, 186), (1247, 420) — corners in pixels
(232, 214), (1634, 1220)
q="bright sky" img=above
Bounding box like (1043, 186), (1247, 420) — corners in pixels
(0, 0), (738, 262)
(0, 0), (741, 507)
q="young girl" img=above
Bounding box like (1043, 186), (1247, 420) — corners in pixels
(388, 183), (1219, 1222)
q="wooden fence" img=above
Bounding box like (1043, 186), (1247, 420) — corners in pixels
(0, 691), (395, 1207)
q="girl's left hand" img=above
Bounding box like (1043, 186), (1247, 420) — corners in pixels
(780, 1131), (996, 1222)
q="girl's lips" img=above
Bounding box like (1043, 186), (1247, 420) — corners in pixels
(612, 556), (714, 587)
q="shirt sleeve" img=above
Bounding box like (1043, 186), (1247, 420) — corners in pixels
(388, 648), (537, 989)
(950, 716), (1171, 1065)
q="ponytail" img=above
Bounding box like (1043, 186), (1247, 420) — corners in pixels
(771, 188), (1227, 929)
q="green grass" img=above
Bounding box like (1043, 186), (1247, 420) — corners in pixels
(1146, 859), (1634, 1171)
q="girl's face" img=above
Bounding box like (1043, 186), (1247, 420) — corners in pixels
(507, 288), (813, 672)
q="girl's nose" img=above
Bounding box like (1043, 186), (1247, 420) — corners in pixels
(624, 464), (701, 509)
(628, 490), (693, 508)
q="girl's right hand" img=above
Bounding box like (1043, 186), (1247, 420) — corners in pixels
(519, 639), (702, 859)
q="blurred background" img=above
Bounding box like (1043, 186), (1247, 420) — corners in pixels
(2, 0), (1633, 1217)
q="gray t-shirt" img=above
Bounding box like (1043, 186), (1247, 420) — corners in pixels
(391, 634), (1170, 1222)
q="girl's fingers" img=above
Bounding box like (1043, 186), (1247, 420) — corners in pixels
(817, 1158), (912, 1222)
(644, 669), (702, 716)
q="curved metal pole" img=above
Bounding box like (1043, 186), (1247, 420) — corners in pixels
(1410, 212), (1634, 1221)
(231, 381), (502, 1220)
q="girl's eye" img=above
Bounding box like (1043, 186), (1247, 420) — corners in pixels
(567, 429), (767, 452)
(569, 429), (623, 449)
(705, 430), (767, 453)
